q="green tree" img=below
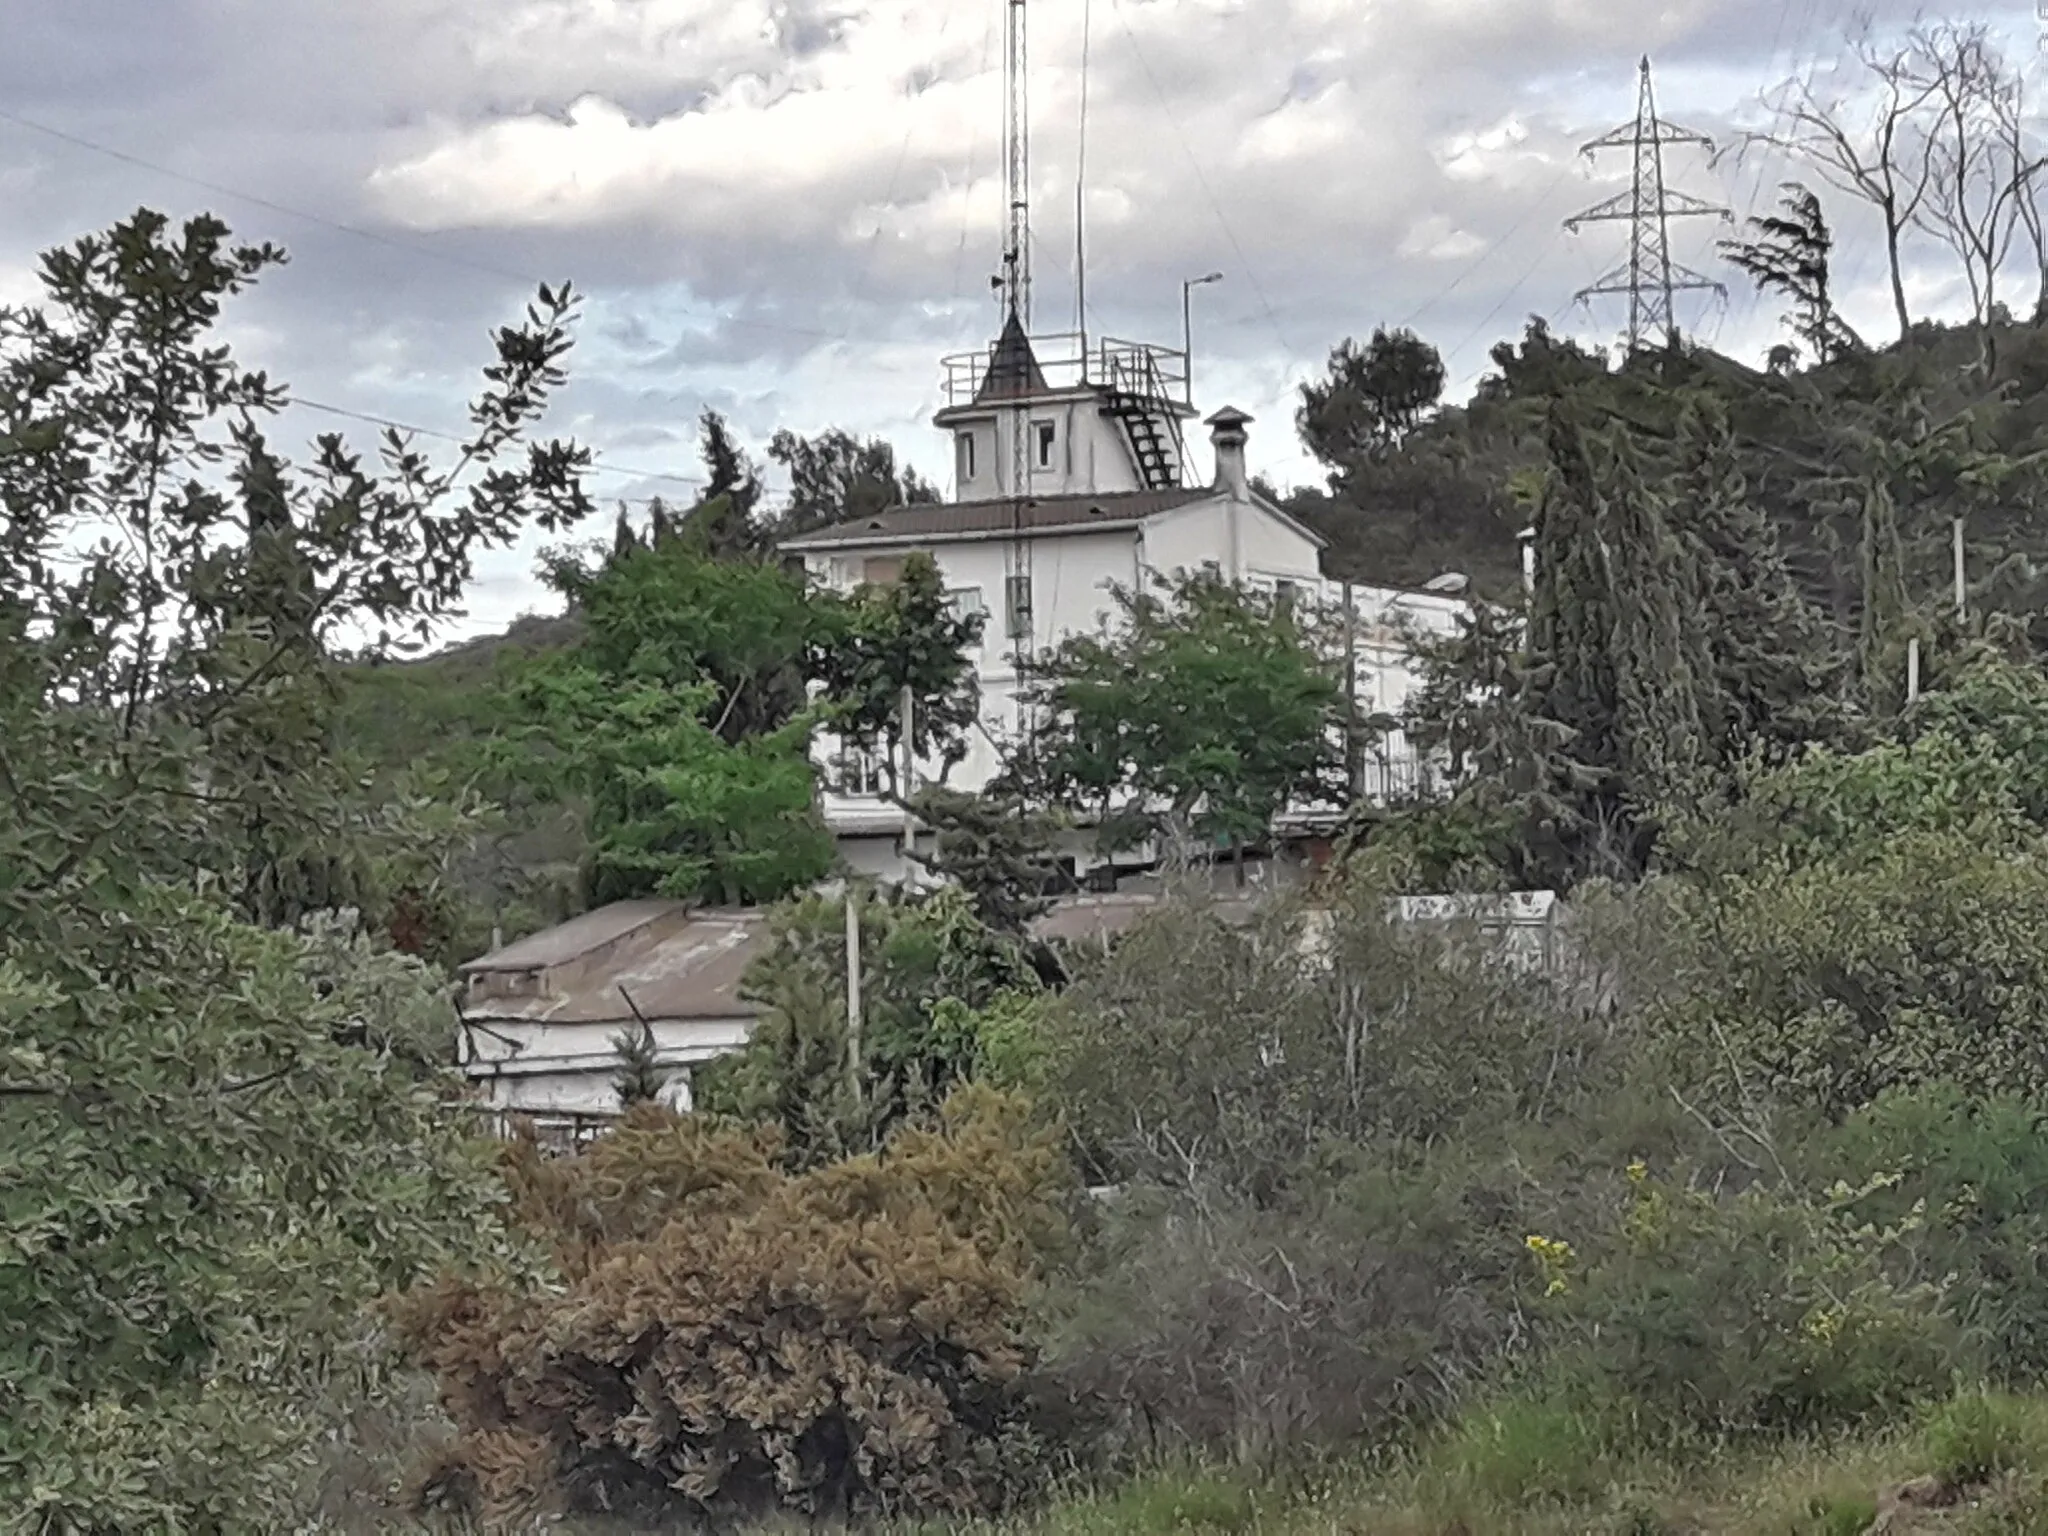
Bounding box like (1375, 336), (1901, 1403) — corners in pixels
(1007, 573), (1344, 867)
(767, 426), (937, 537)
(1675, 397), (1854, 761)
(1719, 182), (1864, 366)
(698, 886), (1042, 1165)
(812, 551), (986, 789)
(1525, 401), (1720, 879)
(0, 208), (579, 1523)
(1297, 326), (1447, 471)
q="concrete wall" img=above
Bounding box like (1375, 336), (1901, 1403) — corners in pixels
(459, 1015), (755, 1119)
(950, 391), (1183, 500)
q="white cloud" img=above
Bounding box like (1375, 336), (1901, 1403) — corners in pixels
(0, 0), (2036, 637)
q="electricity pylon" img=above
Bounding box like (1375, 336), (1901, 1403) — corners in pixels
(1564, 56), (1731, 351)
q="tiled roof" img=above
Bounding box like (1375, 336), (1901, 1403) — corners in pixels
(779, 486), (1215, 549)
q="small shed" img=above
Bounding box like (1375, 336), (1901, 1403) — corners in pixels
(457, 902), (766, 1139)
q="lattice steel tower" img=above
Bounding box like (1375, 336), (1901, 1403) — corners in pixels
(1564, 56), (1730, 351)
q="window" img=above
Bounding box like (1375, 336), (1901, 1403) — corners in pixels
(831, 744), (886, 797)
(955, 430), (977, 483)
(947, 587), (986, 625)
(1273, 578), (1300, 617)
(862, 555), (904, 586)
(1034, 419), (1057, 470)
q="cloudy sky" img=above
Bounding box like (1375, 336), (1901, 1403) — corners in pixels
(0, 0), (2036, 635)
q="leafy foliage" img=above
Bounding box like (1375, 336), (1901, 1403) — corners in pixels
(0, 209), (594, 1525)
(1008, 573), (1344, 864)
(699, 886), (1042, 1165)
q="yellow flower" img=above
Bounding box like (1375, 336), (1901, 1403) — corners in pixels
(1625, 1158), (1649, 1185)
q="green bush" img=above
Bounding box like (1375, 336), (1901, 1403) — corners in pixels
(1924, 1391), (2040, 1487)
(1532, 1162), (1961, 1445)
(1821, 1087), (2048, 1381)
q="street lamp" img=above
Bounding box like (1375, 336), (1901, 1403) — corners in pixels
(1182, 271), (1224, 404)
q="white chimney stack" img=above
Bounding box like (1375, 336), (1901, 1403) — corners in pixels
(1205, 406), (1252, 499)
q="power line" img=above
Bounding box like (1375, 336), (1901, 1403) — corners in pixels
(0, 104), (860, 349)
(1399, 153), (1584, 332)
(290, 396), (701, 487)
(1109, 0), (1294, 355)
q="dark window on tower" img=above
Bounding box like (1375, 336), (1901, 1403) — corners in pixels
(1035, 420), (1057, 469)
(956, 431), (977, 483)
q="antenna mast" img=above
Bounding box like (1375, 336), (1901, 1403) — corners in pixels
(1563, 56), (1730, 351)
(1003, 0), (1032, 326)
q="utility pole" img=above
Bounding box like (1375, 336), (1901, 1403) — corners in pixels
(1564, 56), (1730, 352)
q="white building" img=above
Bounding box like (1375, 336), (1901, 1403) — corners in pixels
(456, 902), (763, 1140)
(780, 316), (1469, 883)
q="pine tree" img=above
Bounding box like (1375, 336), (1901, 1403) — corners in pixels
(611, 1016), (668, 1108)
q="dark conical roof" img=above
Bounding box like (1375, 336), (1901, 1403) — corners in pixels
(974, 308), (1048, 402)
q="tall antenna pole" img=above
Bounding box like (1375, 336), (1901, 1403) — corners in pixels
(1564, 56), (1730, 351)
(1075, 0), (1091, 379)
(1003, 0), (1032, 327)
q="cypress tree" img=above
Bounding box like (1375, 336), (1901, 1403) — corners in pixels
(1674, 398), (1851, 760)
(1526, 400), (1716, 878)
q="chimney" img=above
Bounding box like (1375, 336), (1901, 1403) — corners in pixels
(1205, 406), (1252, 498)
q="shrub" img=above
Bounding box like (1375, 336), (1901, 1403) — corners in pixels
(1044, 1182), (1508, 1467)
(1820, 1087), (2048, 1382)
(391, 1086), (1074, 1527)
(1533, 1161), (1962, 1444)
(1656, 828), (2048, 1121)
(1924, 1390), (2040, 1487)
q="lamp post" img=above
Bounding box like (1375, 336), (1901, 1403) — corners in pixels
(1182, 271), (1223, 404)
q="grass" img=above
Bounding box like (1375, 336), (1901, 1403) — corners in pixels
(883, 1389), (2048, 1536)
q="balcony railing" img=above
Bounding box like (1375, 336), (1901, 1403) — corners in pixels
(940, 332), (1191, 410)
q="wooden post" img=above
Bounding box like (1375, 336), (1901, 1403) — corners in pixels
(1907, 636), (1922, 706)
(844, 889), (863, 1103)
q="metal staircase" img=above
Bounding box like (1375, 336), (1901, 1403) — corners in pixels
(1099, 344), (1187, 491)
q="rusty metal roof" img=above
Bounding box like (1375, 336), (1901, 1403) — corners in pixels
(779, 486), (1215, 550)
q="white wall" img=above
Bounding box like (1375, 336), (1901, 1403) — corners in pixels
(460, 1016), (755, 1119)
(948, 391), (1189, 501)
(1140, 497), (1323, 589)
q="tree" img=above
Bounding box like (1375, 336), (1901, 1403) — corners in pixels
(612, 1016), (669, 1108)
(1719, 182), (1863, 366)
(1902, 23), (2048, 359)
(699, 407), (763, 520)
(699, 886), (1042, 1165)
(811, 551), (986, 792)
(0, 209), (581, 1523)
(1006, 573), (1344, 868)
(1524, 401), (1719, 878)
(1674, 397), (1853, 760)
(1741, 25), (1942, 342)
(768, 427), (936, 537)
(1297, 326), (1447, 476)
(508, 542), (983, 909)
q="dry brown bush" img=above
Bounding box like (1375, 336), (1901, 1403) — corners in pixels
(389, 1086), (1072, 1528)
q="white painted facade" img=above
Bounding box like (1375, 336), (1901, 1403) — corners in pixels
(781, 321), (1470, 880)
